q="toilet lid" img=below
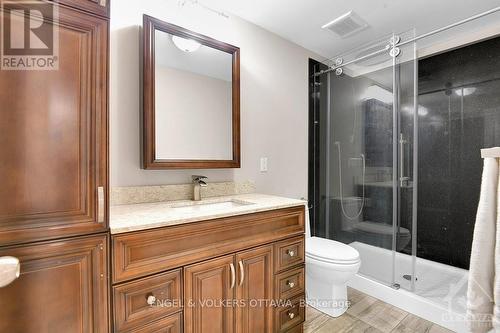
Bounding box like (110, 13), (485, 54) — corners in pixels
(306, 237), (360, 264)
(353, 221), (410, 236)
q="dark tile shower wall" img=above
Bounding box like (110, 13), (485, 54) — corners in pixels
(417, 36), (500, 269)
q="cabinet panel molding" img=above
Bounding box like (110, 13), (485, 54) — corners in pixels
(51, 0), (110, 18)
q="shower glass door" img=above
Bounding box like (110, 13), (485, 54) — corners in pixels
(310, 33), (417, 290)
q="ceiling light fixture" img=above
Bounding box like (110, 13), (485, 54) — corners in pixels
(172, 35), (201, 52)
(454, 87), (476, 96)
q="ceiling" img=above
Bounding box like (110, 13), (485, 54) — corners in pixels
(203, 0), (500, 60)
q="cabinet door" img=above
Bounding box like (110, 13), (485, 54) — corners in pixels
(0, 234), (109, 333)
(235, 245), (273, 333)
(184, 255), (235, 333)
(0, 2), (108, 245)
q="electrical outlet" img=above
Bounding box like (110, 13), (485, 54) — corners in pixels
(260, 157), (268, 172)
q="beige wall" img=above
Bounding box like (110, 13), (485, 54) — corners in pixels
(110, 0), (322, 199)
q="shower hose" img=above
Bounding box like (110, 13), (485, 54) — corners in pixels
(335, 141), (365, 220)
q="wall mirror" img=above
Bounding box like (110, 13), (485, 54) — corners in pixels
(143, 15), (240, 169)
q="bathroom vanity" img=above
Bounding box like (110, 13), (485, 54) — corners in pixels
(110, 194), (306, 333)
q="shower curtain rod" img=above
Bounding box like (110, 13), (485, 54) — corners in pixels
(314, 5), (500, 76)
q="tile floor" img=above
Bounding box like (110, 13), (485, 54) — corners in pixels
(304, 288), (454, 333)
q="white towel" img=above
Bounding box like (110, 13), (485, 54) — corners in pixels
(467, 157), (498, 332)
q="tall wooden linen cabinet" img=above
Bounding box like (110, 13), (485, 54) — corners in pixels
(0, 0), (110, 332)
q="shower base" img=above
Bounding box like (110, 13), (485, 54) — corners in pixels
(348, 241), (468, 332)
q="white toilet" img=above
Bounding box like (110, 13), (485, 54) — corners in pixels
(305, 210), (361, 317)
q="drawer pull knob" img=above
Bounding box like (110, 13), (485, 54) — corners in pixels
(146, 295), (156, 305)
(286, 250), (295, 257)
(287, 280), (295, 288)
(288, 312), (295, 319)
(0, 256), (20, 288)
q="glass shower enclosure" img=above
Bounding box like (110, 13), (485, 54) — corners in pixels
(308, 9), (500, 330)
(309, 32), (418, 291)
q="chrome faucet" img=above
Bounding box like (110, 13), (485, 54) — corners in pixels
(192, 175), (208, 201)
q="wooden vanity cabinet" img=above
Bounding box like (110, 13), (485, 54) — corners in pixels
(112, 206), (306, 333)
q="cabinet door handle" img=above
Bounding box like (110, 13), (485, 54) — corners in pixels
(286, 249), (295, 257)
(230, 263), (236, 289)
(238, 260), (244, 286)
(288, 311), (295, 319)
(0, 256), (20, 288)
(287, 280), (295, 288)
(97, 186), (105, 223)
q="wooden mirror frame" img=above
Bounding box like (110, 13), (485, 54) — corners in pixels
(143, 15), (241, 169)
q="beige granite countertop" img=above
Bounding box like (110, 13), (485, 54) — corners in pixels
(110, 193), (306, 234)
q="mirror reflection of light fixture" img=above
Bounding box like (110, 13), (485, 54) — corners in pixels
(402, 105), (429, 117)
(172, 35), (201, 52)
(454, 87), (476, 96)
(361, 85), (393, 104)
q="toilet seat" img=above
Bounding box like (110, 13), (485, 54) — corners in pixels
(306, 237), (360, 265)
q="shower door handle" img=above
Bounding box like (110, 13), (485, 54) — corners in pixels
(399, 133), (410, 187)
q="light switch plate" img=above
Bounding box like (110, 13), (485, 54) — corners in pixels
(260, 157), (268, 172)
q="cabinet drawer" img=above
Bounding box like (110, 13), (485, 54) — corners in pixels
(274, 295), (305, 333)
(274, 236), (305, 273)
(113, 206), (304, 282)
(113, 269), (182, 332)
(129, 312), (182, 333)
(275, 266), (305, 300)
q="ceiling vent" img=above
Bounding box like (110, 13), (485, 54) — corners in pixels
(322, 11), (369, 38)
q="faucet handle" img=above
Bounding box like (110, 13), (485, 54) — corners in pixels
(192, 175), (208, 187)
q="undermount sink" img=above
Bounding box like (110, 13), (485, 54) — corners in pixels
(171, 199), (254, 213)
